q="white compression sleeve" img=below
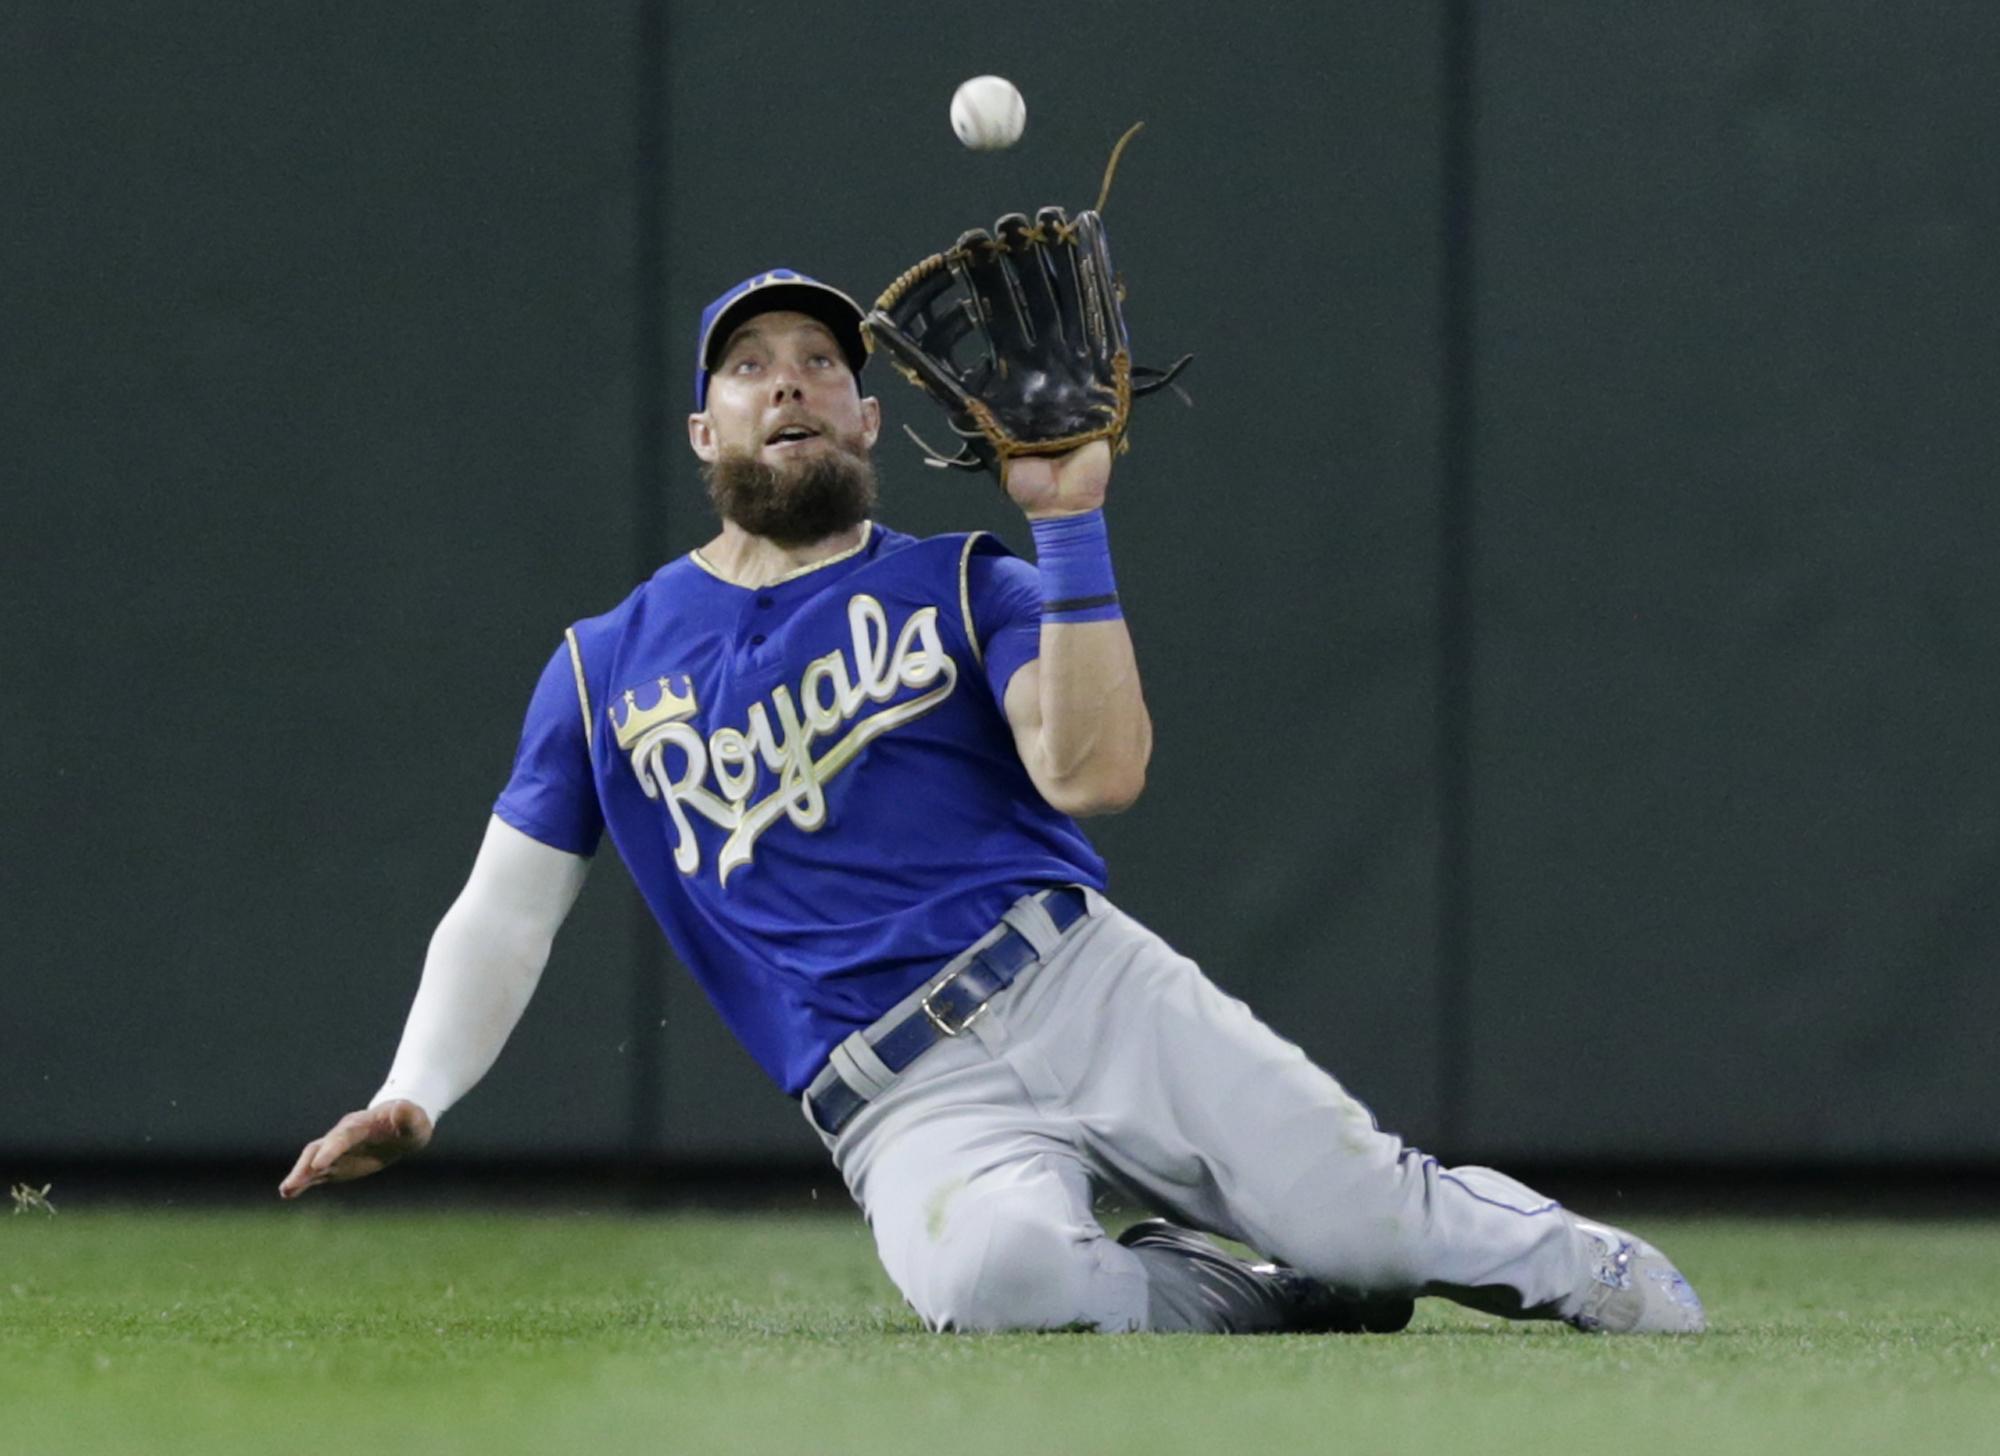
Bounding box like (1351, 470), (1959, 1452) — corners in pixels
(368, 814), (591, 1124)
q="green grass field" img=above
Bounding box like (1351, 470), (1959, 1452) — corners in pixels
(4, 1205), (1995, 1455)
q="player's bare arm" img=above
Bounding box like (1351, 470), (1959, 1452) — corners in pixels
(1001, 440), (1153, 816)
(279, 816), (590, 1199)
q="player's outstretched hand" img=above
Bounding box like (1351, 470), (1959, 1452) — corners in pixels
(278, 1099), (433, 1200)
(1004, 439), (1112, 520)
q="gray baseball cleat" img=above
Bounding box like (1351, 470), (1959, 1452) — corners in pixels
(1562, 1218), (1707, 1334)
(1117, 1219), (1415, 1335)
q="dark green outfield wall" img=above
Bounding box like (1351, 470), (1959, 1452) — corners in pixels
(1460, 3), (2000, 1159)
(3, 2), (1994, 1168)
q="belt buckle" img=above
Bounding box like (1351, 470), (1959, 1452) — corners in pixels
(919, 974), (987, 1037)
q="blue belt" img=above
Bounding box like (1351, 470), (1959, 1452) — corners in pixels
(807, 887), (1088, 1137)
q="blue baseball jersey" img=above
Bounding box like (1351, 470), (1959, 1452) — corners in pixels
(493, 523), (1108, 1094)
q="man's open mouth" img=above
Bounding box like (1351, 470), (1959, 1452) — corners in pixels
(766, 425), (822, 446)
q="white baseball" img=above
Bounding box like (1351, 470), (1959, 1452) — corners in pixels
(951, 75), (1026, 151)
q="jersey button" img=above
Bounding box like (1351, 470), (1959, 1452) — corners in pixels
(756, 595), (775, 609)
(751, 634), (767, 646)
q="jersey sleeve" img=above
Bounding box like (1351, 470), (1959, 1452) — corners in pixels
(492, 640), (605, 857)
(963, 536), (1043, 704)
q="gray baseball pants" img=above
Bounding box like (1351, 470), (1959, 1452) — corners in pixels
(804, 889), (1587, 1333)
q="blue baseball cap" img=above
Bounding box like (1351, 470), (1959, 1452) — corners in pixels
(694, 268), (869, 409)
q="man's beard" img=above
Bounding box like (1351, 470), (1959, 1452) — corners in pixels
(703, 436), (879, 547)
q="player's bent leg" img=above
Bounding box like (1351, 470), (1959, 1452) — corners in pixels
(1032, 913), (1575, 1309)
(1261, 1155), (1704, 1334)
(815, 1027), (1328, 1335)
(1246, 1128), (1703, 1333)
(874, 1154), (1340, 1334)
(1024, 905), (1705, 1332)
(897, 1152), (1145, 1333)
(813, 1034), (1149, 1333)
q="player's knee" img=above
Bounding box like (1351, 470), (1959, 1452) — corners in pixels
(916, 1205), (1113, 1333)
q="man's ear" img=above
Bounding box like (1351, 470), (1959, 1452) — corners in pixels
(688, 412), (718, 462)
(859, 396), (882, 450)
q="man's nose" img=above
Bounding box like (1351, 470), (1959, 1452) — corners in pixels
(767, 360), (806, 400)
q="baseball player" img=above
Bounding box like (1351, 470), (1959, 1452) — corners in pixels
(281, 239), (1706, 1336)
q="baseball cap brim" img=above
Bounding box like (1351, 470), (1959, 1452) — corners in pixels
(695, 270), (869, 408)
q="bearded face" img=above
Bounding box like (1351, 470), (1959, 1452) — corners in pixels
(701, 430), (879, 547)
(690, 309), (884, 546)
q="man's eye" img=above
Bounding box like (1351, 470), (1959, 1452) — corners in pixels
(732, 359), (761, 373)
(809, 354), (834, 367)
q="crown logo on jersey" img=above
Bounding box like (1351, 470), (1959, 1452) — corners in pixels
(610, 674), (699, 750)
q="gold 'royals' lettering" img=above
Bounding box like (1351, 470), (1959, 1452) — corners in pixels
(620, 594), (957, 882)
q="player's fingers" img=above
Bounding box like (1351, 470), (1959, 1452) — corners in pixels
(308, 1123), (362, 1174)
(303, 1109), (383, 1175)
(280, 1106), (428, 1199)
(278, 1139), (326, 1199)
(320, 1150), (389, 1184)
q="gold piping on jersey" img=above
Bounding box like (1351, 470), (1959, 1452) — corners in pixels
(564, 627), (593, 749)
(689, 521), (876, 588)
(958, 531), (988, 670)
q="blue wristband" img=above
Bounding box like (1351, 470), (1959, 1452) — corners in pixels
(1031, 509), (1122, 624)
